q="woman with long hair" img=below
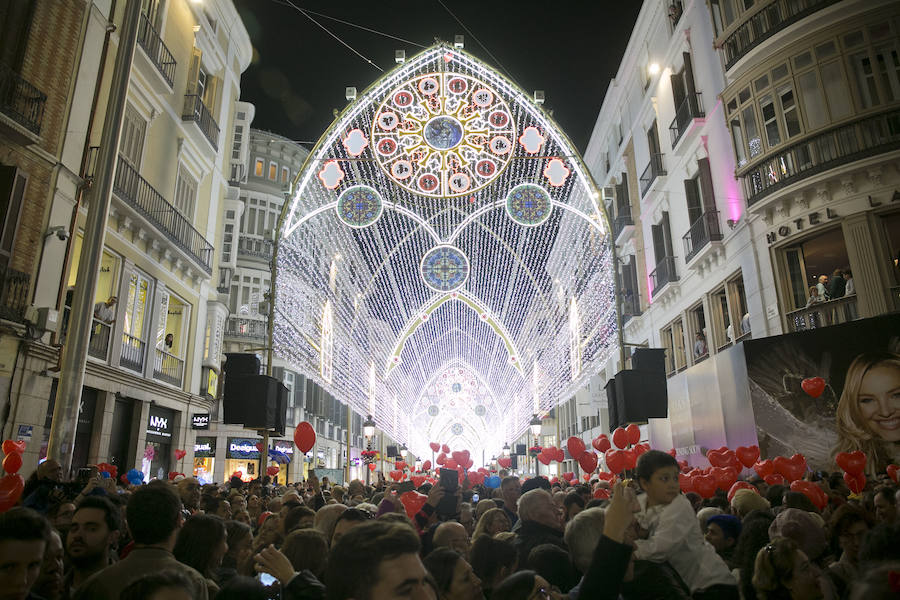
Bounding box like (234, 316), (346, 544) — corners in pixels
(472, 508), (511, 540)
(173, 514), (228, 596)
(831, 351), (900, 477)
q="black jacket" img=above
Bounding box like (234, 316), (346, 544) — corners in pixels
(513, 520), (567, 567)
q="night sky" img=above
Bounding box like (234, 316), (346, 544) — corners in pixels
(233, 1), (642, 153)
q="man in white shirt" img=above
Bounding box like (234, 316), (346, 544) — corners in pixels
(93, 296), (117, 324)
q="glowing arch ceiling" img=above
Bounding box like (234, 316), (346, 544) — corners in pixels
(274, 44), (617, 463)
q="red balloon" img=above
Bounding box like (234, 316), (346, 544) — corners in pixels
(293, 421), (316, 453)
(727, 481), (757, 503)
(174, 449), (187, 460)
(712, 466), (738, 491)
(445, 458), (458, 470)
(232, 471), (243, 478)
(763, 473), (785, 486)
(1, 440), (25, 455)
(266, 466), (280, 477)
(633, 443), (650, 458)
(422, 460), (432, 471)
(592, 435), (611, 453)
(605, 449), (627, 474)
(468, 471), (485, 486)
(429, 442), (440, 453)
(0, 474), (24, 511)
(843, 472), (866, 495)
(400, 491), (427, 518)
(1, 452), (22, 475)
(668, 448), (677, 457)
(735, 446), (760, 468)
(835, 451), (866, 476)
(441, 444), (450, 454)
(773, 454), (807, 482)
(625, 424), (641, 446)
(678, 472), (694, 493)
(390, 470), (403, 481)
(412, 475), (426, 487)
(497, 457), (511, 469)
(578, 451), (598, 473)
(256, 442), (265, 452)
(562, 471), (576, 481)
(395, 461), (407, 471)
(754, 459), (775, 479)
(596, 471), (616, 482)
(368, 463), (376, 471)
(583, 473), (592, 482)
(692, 474), (717, 498)
(801, 377), (826, 398)
(537, 451), (552, 466)
(436, 453), (447, 465)
(567, 436), (586, 459)
(612, 427), (628, 449)
(790, 480), (827, 510)
(623, 448), (637, 471)
(592, 488), (610, 500)
(888, 464), (899, 484)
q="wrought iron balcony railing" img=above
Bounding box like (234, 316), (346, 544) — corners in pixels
(786, 295), (858, 332)
(224, 316), (267, 339)
(639, 153), (666, 197)
(0, 62), (46, 135)
(182, 94), (219, 150)
(237, 237), (274, 261)
(613, 214), (634, 238)
(650, 255), (679, 296)
(113, 156), (214, 273)
(741, 109), (900, 207)
(669, 92), (704, 147)
(137, 12), (176, 88)
(682, 210), (723, 262)
(153, 347), (184, 387)
(120, 332), (146, 373)
(722, 0), (842, 70)
(0, 264), (29, 322)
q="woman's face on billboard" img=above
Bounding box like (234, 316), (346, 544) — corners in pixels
(857, 364), (900, 442)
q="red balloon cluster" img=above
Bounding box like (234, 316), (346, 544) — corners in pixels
(429, 442), (441, 453)
(836, 451), (867, 495)
(0, 440), (25, 512)
(537, 446), (564, 466)
(565, 436), (600, 474)
(791, 480), (827, 510)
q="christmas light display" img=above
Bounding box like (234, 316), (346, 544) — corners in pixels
(274, 44), (616, 463)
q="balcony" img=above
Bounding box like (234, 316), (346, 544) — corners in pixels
(112, 156), (213, 273)
(137, 12), (176, 88)
(237, 237), (274, 263)
(639, 153), (666, 198)
(613, 214), (634, 239)
(722, 0), (842, 71)
(786, 295), (858, 332)
(621, 290), (641, 325)
(225, 316), (267, 340)
(682, 210), (723, 263)
(742, 109), (900, 208)
(182, 94), (219, 150)
(60, 307), (112, 361)
(153, 347), (184, 387)
(669, 92), (705, 149)
(0, 62), (46, 136)
(0, 265), (29, 323)
(120, 333), (146, 373)
(650, 256), (679, 296)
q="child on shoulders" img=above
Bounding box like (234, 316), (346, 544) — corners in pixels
(633, 450), (739, 600)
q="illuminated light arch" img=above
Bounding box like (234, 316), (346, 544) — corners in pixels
(385, 290), (523, 377)
(320, 300), (334, 383)
(274, 43), (618, 450)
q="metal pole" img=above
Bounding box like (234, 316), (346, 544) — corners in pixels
(48, 0), (141, 474)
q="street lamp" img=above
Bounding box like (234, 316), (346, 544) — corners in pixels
(363, 415), (376, 485)
(363, 415), (376, 439)
(502, 442), (510, 457)
(529, 414), (542, 476)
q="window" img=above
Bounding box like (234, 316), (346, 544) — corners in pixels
(850, 50), (880, 108)
(282, 167), (290, 184)
(760, 94), (781, 147)
(741, 105), (762, 158)
(173, 166), (197, 219)
(820, 61), (851, 120)
(124, 270), (153, 341)
(875, 44), (900, 102)
(797, 71), (827, 130)
(120, 104), (146, 167)
(156, 291), (188, 358)
(781, 228), (850, 311)
(253, 159), (264, 177)
(688, 303), (708, 361)
(0, 166), (27, 269)
(777, 84), (802, 138)
(661, 318), (686, 376)
(268, 162), (277, 181)
(710, 286), (732, 351)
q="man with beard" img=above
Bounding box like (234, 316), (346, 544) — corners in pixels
(64, 496), (121, 597)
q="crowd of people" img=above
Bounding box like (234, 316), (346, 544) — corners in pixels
(2, 450), (899, 600)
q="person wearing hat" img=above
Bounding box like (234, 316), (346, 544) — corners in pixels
(731, 488), (771, 519)
(705, 514), (741, 568)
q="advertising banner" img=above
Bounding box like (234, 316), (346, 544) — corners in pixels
(743, 314), (900, 476)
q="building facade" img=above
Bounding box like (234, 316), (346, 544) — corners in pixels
(0, 0), (252, 481)
(580, 0), (900, 463)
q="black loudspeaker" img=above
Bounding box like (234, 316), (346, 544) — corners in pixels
(515, 444), (526, 456)
(223, 374), (288, 434)
(224, 353), (260, 376)
(386, 445), (398, 458)
(632, 348), (666, 377)
(510, 454), (518, 470)
(605, 378), (618, 432)
(608, 369), (667, 431)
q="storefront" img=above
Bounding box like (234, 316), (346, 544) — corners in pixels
(143, 405), (174, 482)
(225, 437), (260, 481)
(193, 437), (216, 483)
(272, 440), (294, 484)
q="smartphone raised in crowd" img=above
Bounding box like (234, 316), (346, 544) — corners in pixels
(395, 480), (415, 494)
(436, 468), (459, 517)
